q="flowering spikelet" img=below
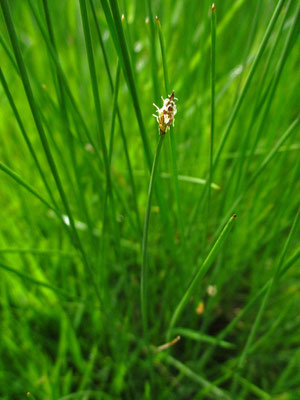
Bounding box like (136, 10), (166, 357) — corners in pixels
(153, 91), (177, 136)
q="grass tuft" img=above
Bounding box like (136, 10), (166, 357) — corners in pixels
(0, 0), (299, 398)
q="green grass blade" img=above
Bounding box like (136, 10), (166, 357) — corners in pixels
(159, 353), (231, 399)
(0, 261), (75, 301)
(0, 161), (56, 212)
(172, 327), (235, 349)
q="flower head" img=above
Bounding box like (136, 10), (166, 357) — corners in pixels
(153, 91), (177, 136)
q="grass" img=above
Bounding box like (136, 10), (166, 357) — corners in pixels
(0, 0), (299, 398)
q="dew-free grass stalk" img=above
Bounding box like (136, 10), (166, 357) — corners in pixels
(108, 61), (121, 164)
(207, 4), (216, 218)
(0, 33), (18, 71)
(194, 2), (217, 252)
(146, 0), (160, 102)
(141, 135), (165, 337)
(167, 214), (236, 340)
(159, 352), (231, 400)
(0, 161), (56, 213)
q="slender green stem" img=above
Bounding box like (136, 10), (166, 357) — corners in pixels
(207, 4), (216, 219)
(89, 0), (113, 88)
(0, 161), (56, 213)
(160, 353), (231, 399)
(0, 261), (75, 301)
(156, 17), (169, 93)
(141, 135), (165, 337)
(108, 62), (121, 164)
(0, 32), (18, 71)
(145, 0), (159, 102)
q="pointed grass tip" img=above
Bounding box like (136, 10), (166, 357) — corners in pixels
(121, 14), (125, 22)
(232, 214), (237, 219)
(145, 17), (149, 24)
(212, 3), (215, 12)
(156, 15), (159, 23)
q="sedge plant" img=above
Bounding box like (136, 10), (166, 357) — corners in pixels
(0, 0), (299, 398)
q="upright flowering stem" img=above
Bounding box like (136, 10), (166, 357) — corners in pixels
(142, 92), (177, 338)
(141, 134), (165, 337)
(207, 4), (216, 218)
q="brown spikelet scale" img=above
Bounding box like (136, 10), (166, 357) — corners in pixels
(153, 91), (178, 136)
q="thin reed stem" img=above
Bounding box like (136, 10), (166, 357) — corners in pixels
(141, 135), (165, 337)
(207, 4), (216, 219)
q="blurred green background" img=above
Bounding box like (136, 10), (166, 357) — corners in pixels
(0, 0), (299, 398)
